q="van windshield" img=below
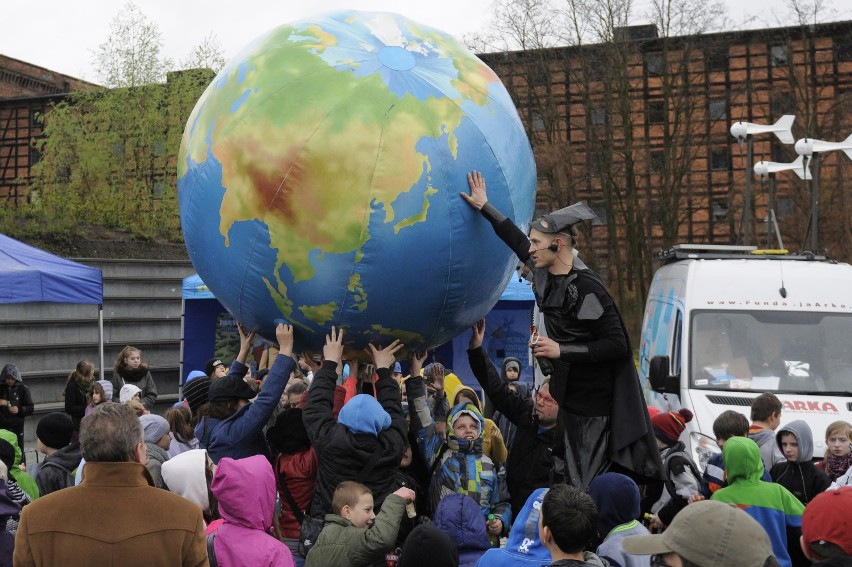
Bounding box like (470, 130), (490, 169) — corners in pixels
(690, 310), (852, 394)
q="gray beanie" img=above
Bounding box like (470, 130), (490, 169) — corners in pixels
(139, 414), (170, 444)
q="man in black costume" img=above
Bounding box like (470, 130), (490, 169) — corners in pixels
(461, 171), (662, 490)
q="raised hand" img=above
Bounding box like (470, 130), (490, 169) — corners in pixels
(469, 319), (485, 350)
(409, 351), (428, 379)
(368, 339), (404, 370)
(461, 170), (488, 210)
(275, 323), (294, 357)
(323, 326), (344, 368)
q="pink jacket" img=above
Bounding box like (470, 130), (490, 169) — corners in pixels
(211, 455), (295, 567)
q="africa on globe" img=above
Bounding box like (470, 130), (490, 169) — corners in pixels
(178, 10), (536, 353)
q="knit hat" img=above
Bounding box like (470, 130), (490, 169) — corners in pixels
(0, 364), (21, 383)
(398, 524), (459, 567)
(622, 500), (776, 567)
(393, 362), (402, 374)
(97, 379), (113, 401)
(266, 408), (311, 455)
(183, 375), (212, 414)
(208, 376), (256, 402)
(338, 394), (392, 437)
(504, 360), (520, 372)
(802, 487), (852, 559)
(652, 408), (693, 445)
(0, 439), (14, 470)
(36, 412), (75, 450)
(205, 358), (225, 377)
(184, 370), (207, 384)
(119, 384), (142, 404)
(140, 414), (170, 444)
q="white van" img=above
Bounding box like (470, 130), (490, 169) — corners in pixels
(639, 244), (852, 470)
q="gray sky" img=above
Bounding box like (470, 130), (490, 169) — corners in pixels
(3, 0), (848, 83)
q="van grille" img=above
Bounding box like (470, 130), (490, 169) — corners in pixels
(706, 395), (755, 406)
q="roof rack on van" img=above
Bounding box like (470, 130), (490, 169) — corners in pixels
(654, 244), (828, 265)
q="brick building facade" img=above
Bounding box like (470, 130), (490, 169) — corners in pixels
(0, 55), (95, 206)
(479, 20), (852, 279)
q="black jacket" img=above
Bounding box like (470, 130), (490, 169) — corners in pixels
(468, 346), (555, 515)
(0, 383), (34, 433)
(64, 380), (89, 430)
(34, 443), (83, 497)
(482, 206), (664, 483)
(770, 460), (831, 505)
(303, 361), (407, 518)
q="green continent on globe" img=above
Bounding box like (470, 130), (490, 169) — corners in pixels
(178, 17), (499, 328)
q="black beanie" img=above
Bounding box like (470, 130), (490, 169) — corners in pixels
(183, 375), (212, 415)
(398, 525), (459, 567)
(208, 376), (256, 402)
(205, 358), (225, 377)
(36, 412), (75, 450)
(266, 408), (311, 455)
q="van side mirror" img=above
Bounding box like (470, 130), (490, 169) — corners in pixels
(649, 355), (679, 394)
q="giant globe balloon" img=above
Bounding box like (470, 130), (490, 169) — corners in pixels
(178, 11), (536, 353)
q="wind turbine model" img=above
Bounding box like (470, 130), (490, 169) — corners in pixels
(794, 133), (852, 251)
(753, 156), (812, 249)
(729, 115), (796, 245)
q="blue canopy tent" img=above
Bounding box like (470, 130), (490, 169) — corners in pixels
(180, 274), (227, 384)
(0, 234), (105, 378)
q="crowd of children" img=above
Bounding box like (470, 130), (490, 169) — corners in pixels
(0, 324), (850, 567)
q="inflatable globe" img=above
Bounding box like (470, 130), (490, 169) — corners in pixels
(178, 11), (536, 353)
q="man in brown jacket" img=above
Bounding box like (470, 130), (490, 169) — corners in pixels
(13, 403), (208, 567)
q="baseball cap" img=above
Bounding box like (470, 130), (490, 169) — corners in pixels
(529, 202), (597, 234)
(802, 487), (852, 558)
(622, 500), (777, 567)
(208, 376), (256, 402)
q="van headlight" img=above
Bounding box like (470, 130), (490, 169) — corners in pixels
(691, 432), (721, 472)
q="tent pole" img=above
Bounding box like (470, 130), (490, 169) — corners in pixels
(98, 304), (105, 381)
(179, 298), (186, 400)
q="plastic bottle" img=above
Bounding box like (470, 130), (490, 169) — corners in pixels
(487, 514), (500, 547)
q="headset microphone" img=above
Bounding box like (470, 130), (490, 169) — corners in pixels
(547, 241), (559, 252)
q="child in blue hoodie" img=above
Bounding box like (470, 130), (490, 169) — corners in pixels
(474, 488), (552, 566)
(302, 327), (407, 521)
(588, 473), (650, 567)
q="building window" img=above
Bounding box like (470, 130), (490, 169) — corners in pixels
(838, 39), (852, 62)
(706, 48), (728, 72)
(649, 150), (665, 172)
(152, 180), (167, 198)
(531, 112), (545, 132)
(29, 147), (42, 165)
(776, 197), (794, 218)
(648, 101), (666, 124)
(708, 100), (727, 121)
(590, 108), (606, 126)
(710, 148), (729, 170)
(770, 45), (789, 67)
(711, 200), (728, 221)
(771, 91), (796, 117)
(645, 52), (664, 76)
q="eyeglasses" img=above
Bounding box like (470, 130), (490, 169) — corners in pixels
(650, 554), (678, 567)
(533, 385), (555, 405)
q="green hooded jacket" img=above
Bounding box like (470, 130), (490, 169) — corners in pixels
(0, 428), (39, 500)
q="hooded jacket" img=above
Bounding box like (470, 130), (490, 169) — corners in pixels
(482, 357), (523, 419)
(711, 436), (804, 567)
(303, 361), (406, 519)
(196, 355), (295, 463)
(161, 449), (210, 514)
(211, 455), (295, 567)
(770, 420), (831, 505)
(447, 383), (508, 466)
(0, 431), (38, 501)
(407, 375), (510, 524)
(146, 442), (170, 489)
(474, 488), (552, 566)
(589, 473), (650, 567)
(433, 494), (491, 567)
(34, 442), (82, 497)
(0, 364), (33, 433)
(468, 346), (556, 515)
(749, 427), (786, 473)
